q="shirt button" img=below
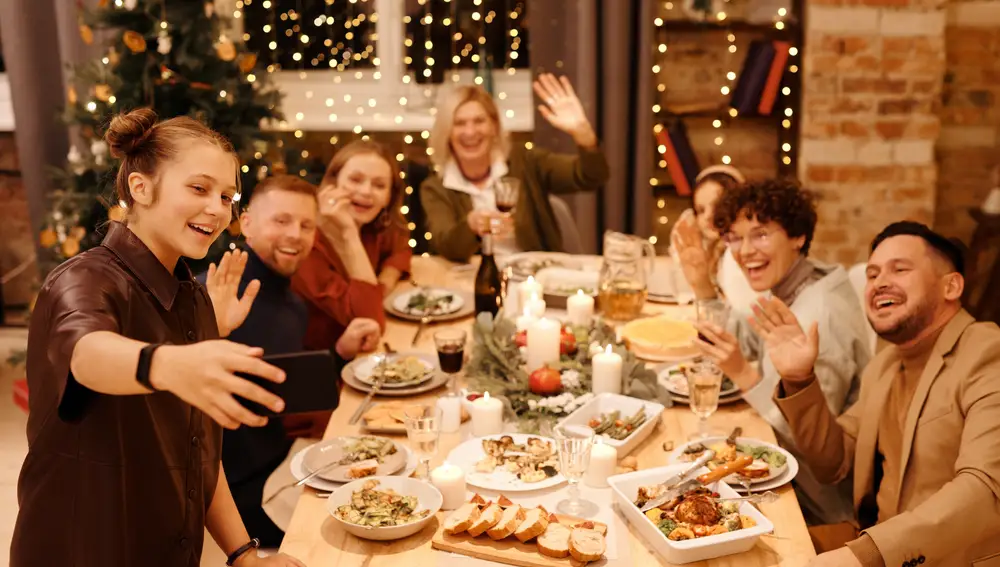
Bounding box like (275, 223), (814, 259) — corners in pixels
(186, 330), (196, 341)
(191, 437), (200, 447)
(188, 489), (196, 499)
(178, 537), (188, 548)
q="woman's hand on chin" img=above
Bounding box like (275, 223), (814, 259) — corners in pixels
(532, 73), (598, 148)
(318, 186), (358, 237)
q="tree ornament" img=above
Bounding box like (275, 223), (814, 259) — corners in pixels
(216, 36), (237, 61)
(204, 2), (215, 17)
(123, 31), (147, 53)
(238, 53), (257, 74)
(80, 24), (94, 45)
(69, 226), (87, 241)
(39, 228), (58, 248)
(156, 30), (172, 55)
(160, 65), (174, 81)
(67, 146), (87, 175)
(61, 237), (81, 258)
(90, 140), (109, 166)
(123, 0), (138, 9)
(67, 86), (78, 105)
(94, 84), (113, 102)
(99, 0), (109, 7)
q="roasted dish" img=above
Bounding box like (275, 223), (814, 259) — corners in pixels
(340, 436), (398, 465)
(371, 356), (432, 385)
(334, 480), (431, 528)
(635, 485), (757, 540)
(475, 436), (560, 484)
(681, 441), (787, 481)
(588, 407), (648, 440)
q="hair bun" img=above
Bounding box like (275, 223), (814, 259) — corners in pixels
(106, 108), (158, 159)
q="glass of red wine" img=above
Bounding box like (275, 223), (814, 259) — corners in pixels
(434, 329), (467, 393)
(491, 176), (521, 235)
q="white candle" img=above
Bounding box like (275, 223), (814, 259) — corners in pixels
(437, 395), (462, 433)
(584, 439), (618, 488)
(525, 293), (546, 319)
(591, 345), (623, 394)
(516, 307), (537, 332)
(519, 275), (543, 307)
(470, 391), (504, 437)
(566, 289), (595, 326)
(430, 462), (467, 510)
(526, 317), (561, 372)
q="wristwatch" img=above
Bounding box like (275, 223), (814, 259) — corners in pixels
(226, 538), (260, 566)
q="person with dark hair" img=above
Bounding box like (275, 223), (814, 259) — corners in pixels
(12, 109), (305, 566)
(693, 178), (870, 525)
(197, 174), (380, 548)
(670, 165), (759, 313)
(756, 221), (1000, 566)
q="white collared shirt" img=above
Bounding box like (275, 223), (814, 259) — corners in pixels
(441, 158), (521, 257)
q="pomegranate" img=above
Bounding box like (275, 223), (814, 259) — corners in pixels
(529, 365), (563, 396)
(514, 330), (528, 348)
(560, 328), (578, 355)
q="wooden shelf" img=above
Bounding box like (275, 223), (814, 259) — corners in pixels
(656, 19), (800, 34)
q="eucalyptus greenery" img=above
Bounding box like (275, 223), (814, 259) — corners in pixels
(466, 311), (671, 433)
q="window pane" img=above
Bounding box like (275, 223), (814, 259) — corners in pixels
(244, 0), (377, 71)
(404, 0), (528, 83)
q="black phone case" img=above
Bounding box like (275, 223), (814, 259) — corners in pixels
(234, 350), (340, 417)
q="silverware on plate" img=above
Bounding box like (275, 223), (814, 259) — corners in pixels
(640, 450), (716, 512)
(349, 355), (388, 425)
(411, 316), (431, 346)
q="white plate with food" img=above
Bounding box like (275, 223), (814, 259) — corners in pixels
(656, 362), (741, 398)
(342, 353), (450, 396)
(290, 443), (417, 492)
(557, 393), (663, 457)
(384, 288), (475, 323)
(500, 252), (582, 282)
(618, 316), (700, 362)
(361, 400), (470, 433)
(670, 437), (798, 490)
(609, 464), (773, 564)
(302, 436), (408, 483)
(446, 434), (565, 492)
(354, 353), (436, 389)
(328, 477), (443, 541)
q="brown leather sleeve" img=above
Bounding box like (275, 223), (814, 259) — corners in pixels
(773, 377), (859, 484)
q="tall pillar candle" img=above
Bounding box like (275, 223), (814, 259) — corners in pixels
(524, 293), (546, 319)
(437, 395), (462, 433)
(591, 345), (623, 394)
(526, 317), (561, 372)
(430, 462), (467, 510)
(470, 391), (504, 437)
(584, 440), (618, 488)
(516, 308), (537, 332)
(566, 289), (595, 326)
(519, 275), (543, 308)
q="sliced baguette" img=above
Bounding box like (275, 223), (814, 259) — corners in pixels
(470, 493), (487, 506)
(467, 503), (503, 537)
(443, 502), (481, 535)
(497, 495), (514, 508)
(513, 507), (550, 543)
(537, 522), (572, 558)
(568, 527), (606, 563)
(487, 504), (525, 540)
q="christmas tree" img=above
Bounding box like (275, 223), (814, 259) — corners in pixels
(40, 0), (285, 274)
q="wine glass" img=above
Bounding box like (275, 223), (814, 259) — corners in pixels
(434, 329), (467, 394)
(554, 425), (599, 518)
(402, 404), (443, 480)
(685, 361), (723, 441)
(491, 177), (520, 235)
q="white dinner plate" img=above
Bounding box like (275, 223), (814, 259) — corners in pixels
(391, 287), (464, 316)
(446, 434), (566, 492)
(669, 436), (799, 491)
(656, 362), (741, 398)
(290, 443), (417, 492)
(352, 353), (436, 389)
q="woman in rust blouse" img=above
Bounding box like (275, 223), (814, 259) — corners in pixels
(292, 140), (412, 350)
(12, 109), (304, 567)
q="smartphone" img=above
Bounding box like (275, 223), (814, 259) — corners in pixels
(234, 350), (341, 417)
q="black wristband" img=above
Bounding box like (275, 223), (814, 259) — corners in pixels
(226, 538), (260, 566)
(136, 344), (162, 392)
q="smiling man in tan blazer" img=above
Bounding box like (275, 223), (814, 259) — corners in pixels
(748, 221), (1000, 567)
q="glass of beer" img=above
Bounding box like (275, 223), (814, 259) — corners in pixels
(685, 361), (723, 440)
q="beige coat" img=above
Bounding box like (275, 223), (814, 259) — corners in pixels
(775, 309), (1000, 567)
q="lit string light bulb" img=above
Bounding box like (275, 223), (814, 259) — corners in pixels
(716, 9), (737, 167)
(779, 12), (798, 172)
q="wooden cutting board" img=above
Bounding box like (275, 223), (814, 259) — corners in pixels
(431, 514), (608, 567)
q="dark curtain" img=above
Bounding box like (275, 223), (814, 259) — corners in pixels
(529, 0), (654, 252)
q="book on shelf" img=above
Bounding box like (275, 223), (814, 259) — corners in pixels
(655, 120), (700, 197)
(730, 40), (792, 116)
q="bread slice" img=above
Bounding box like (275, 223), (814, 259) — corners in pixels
(487, 504), (525, 540)
(470, 493), (487, 506)
(443, 502), (482, 535)
(467, 503), (503, 537)
(514, 506), (550, 543)
(346, 458), (378, 479)
(568, 527), (606, 563)
(497, 495), (514, 508)
(537, 521), (572, 558)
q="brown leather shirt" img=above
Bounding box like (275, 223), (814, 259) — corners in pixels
(11, 222), (222, 567)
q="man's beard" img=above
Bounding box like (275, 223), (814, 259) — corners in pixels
(872, 296), (936, 345)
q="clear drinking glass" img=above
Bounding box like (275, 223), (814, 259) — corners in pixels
(555, 425), (599, 517)
(695, 298), (731, 334)
(402, 404), (443, 480)
(490, 177), (520, 235)
(686, 361), (723, 440)
(433, 329), (467, 394)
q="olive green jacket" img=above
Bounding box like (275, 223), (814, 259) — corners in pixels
(419, 145), (610, 262)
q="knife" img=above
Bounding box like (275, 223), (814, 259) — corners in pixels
(411, 315), (430, 347)
(349, 354), (389, 425)
(726, 426), (743, 447)
(640, 453), (754, 512)
(639, 450), (716, 512)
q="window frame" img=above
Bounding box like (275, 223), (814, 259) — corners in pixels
(219, 0), (533, 133)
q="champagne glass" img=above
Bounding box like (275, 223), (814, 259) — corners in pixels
(686, 361), (723, 441)
(434, 329), (467, 394)
(403, 404), (443, 480)
(555, 425), (599, 518)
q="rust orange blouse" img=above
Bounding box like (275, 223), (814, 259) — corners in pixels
(292, 222), (411, 352)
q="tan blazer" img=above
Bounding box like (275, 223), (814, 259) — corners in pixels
(775, 309), (1000, 567)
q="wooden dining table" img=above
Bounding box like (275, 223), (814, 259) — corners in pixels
(278, 255), (818, 566)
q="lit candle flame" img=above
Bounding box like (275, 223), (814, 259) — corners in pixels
(605, 344), (613, 355)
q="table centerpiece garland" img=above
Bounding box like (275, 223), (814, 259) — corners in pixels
(465, 311), (672, 433)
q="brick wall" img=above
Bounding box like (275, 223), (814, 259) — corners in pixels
(935, 0), (1000, 242)
(800, 1), (947, 266)
(0, 133), (39, 309)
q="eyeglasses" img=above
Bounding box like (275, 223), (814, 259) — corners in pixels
(722, 228), (777, 252)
